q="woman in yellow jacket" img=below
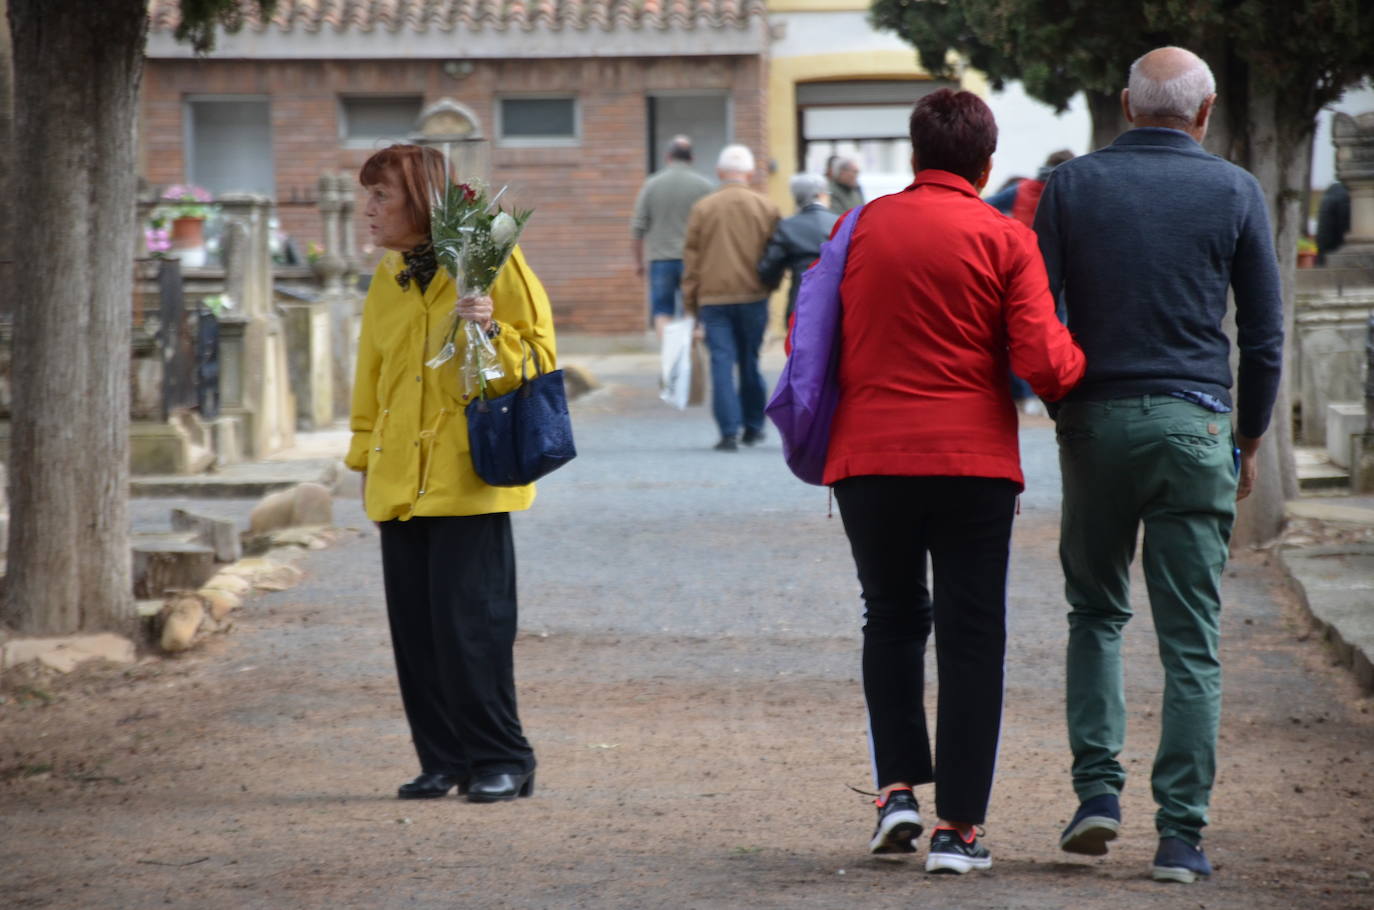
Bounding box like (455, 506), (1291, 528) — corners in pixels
(347, 145), (554, 803)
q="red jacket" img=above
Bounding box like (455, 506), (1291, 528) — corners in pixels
(823, 170), (1085, 489)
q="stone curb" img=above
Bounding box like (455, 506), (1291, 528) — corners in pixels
(1278, 542), (1374, 693)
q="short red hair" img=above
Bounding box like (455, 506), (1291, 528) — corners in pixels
(908, 89), (998, 187)
(359, 144), (450, 239)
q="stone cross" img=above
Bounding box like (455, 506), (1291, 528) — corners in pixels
(1330, 112), (1374, 270)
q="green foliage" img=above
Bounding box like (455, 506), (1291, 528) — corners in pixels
(173, 0), (278, 54)
(869, 0), (1374, 121)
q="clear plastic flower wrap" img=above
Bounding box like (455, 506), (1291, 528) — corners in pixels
(421, 146), (533, 397)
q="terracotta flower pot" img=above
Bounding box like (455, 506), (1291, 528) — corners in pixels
(1297, 250), (1317, 269)
(170, 216), (205, 251)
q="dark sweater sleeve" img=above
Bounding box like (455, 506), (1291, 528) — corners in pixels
(1231, 177), (1285, 439)
(757, 225), (788, 290)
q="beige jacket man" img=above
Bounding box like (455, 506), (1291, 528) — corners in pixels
(680, 145), (780, 452)
(681, 182), (780, 313)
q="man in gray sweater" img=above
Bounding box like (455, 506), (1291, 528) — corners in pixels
(631, 135), (714, 338)
(1033, 46), (1283, 885)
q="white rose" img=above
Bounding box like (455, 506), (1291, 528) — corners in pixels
(489, 211), (518, 248)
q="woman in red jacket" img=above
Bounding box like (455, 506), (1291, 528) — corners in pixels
(828, 89), (1085, 873)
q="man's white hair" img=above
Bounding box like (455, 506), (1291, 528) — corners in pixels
(717, 144), (756, 175)
(789, 173), (826, 206)
(1127, 47), (1216, 121)
(833, 155), (860, 173)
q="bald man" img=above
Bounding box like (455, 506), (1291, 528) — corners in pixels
(1033, 46), (1283, 884)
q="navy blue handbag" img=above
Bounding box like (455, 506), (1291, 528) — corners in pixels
(465, 340), (577, 487)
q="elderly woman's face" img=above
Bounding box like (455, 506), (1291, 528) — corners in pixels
(363, 173), (425, 252)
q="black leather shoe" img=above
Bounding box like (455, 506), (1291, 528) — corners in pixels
(714, 436), (739, 452)
(397, 772), (466, 800)
(741, 427), (766, 445)
(465, 770), (535, 803)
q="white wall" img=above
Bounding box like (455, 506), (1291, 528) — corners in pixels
(983, 82), (1092, 193)
(771, 11), (916, 58)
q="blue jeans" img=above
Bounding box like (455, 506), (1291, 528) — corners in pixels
(699, 301), (768, 439)
(648, 260), (684, 320)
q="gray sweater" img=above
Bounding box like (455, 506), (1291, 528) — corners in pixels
(630, 163), (714, 262)
(1032, 128), (1284, 439)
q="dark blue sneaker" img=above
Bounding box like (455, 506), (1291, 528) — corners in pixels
(1059, 793), (1121, 855)
(868, 787), (923, 855)
(1151, 836), (1212, 883)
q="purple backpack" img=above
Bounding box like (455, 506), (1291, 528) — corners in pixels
(765, 205), (863, 485)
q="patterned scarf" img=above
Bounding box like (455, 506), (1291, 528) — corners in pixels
(395, 240), (438, 293)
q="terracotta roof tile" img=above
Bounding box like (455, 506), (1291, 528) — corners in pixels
(147, 0), (764, 33)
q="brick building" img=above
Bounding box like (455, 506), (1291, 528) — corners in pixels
(142, 0), (770, 332)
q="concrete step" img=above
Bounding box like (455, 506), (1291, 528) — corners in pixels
(1296, 446), (1350, 493)
(130, 458), (341, 499)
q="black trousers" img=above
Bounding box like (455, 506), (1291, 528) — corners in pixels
(833, 475), (1018, 824)
(378, 514), (534, 778)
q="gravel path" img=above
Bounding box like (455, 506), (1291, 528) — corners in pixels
(2, 353), (1371, 909)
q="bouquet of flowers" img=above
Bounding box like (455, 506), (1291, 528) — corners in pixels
(423, 160), (533, 397)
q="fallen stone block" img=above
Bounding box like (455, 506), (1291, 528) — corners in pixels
(170, 508), (241, 563)
(249, 482), (334, 534)
(201, 573), (252, 596)
(0, 633), (136, 673)
(159, 595), (206, 653)
(249, 489), (295, 534)
(240, 525), (332, 556)
(291, 482), (333, 526)
(561, 363), (601, 400)
(132, 535), (217, 599)
(198, 587), (242, 622)
(220, 558), (303, 592)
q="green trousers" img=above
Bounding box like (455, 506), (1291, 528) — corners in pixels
(1057, 396), (1237, 846)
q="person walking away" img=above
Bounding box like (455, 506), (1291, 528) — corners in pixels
(1032, 46), (1284, 883)
(348, 144), (558, 804)
(1009, 149), (1075, 227)
(982, 175), (1025, 215)
(1315, 180), (1350, 266)
(758, 173), (839, 324)
(631, 135), (714, 338)
(681, 144), (781, 451)
(828, 155), (865, 215)
(827, 89), (1084, 873)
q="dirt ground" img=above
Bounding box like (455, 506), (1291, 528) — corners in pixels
(1, 550), (1371, 910)
(3, 367), (1373, 909)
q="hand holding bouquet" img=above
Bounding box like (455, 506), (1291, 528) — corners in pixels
(424, 173), (533, 397)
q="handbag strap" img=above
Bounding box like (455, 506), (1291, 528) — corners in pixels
(479, 336), (545, 402)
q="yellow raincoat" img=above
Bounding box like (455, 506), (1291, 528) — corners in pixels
(346, 245), (557, 522)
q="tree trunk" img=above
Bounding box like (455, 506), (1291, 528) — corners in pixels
(0, 0), (13, 321)
(2, 0), (146, 634)
(1086, 90), (1127, 151)
(1230, 86), (1305, 547)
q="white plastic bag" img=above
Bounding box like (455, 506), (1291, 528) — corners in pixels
(659, 317), (695, 410)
